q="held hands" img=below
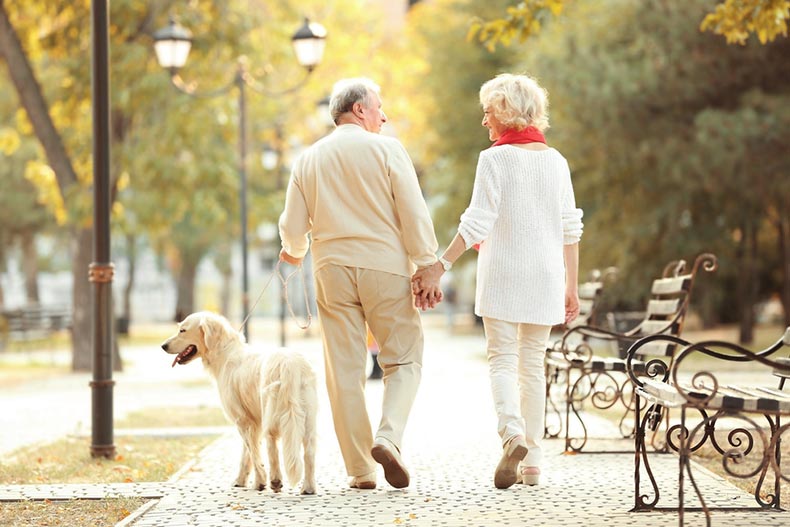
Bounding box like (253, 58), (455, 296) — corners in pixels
(411, 262), (444, 311)
(279, 249), (303, 266)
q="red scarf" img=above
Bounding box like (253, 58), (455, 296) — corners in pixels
(491, 126), (546, 147)
(472, 127), (547, 251)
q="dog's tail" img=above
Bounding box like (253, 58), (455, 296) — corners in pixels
(262, 350), (317, 487)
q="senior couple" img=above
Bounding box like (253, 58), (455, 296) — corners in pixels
(278, 74), (583, 490)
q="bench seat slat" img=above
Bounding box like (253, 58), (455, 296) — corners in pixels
(641, 379), (790, 413)
(578, 299), (595, 315)
(632, 340), (676, 358)
(774, 357), (790, 379)
(578, 282), (603, 299)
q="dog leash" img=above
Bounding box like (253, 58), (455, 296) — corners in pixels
(239, 260), (313, 336)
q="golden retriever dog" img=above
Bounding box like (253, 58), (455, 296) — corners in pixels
(161, 311), (318, 495)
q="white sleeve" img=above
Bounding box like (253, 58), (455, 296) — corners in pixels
(458, 153), (500, 249)
(561, 161), (583, 245)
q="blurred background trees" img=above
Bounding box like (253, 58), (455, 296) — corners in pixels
(410, 0), (789, 342)
(0, 0), (787, 368)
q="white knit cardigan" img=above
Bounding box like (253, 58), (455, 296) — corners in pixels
(458, 145), (584, 325)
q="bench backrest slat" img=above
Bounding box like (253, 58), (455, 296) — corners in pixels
(651, 275), (691, 295)
(645, 299), (682, 317)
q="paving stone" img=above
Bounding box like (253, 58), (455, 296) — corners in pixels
(1, 328), (786, 526)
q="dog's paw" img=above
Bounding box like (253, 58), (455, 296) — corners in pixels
(300, 486), (316, 495)
(270, 479), (283, 492)
(256, 483), (266, 491)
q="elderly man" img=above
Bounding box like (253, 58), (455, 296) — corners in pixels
(278, 77), (440, 489)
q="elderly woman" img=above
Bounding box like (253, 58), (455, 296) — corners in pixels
(413, 73), (583, 489)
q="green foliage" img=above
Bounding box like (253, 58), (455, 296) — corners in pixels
(467, 0), (565, 51)
(473, 0), (789, 50)
(701, 0), (790, 44)
(1, 0), (398, 314)
(402, 0), (519, 254)
(508, 0), (790, 320)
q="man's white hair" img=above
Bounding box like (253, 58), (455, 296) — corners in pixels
(329, 77), (381, 124)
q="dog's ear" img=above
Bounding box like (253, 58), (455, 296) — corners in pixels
(198, 313), (234, 351)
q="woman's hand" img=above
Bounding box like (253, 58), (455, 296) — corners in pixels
(564, 288), (580, 325)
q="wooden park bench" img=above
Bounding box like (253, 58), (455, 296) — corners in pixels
(0, 305), (72, 351)
(627, 327), (790, 526)
(545, 267), (616, 438)
(545, 253), (718, 453)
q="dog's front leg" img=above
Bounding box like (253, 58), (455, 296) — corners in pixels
(234, 442), (252, 488)
(266, 431), (283, 493)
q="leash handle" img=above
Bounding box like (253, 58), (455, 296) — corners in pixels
(276, 264), (313, 330)
(238, 260), (313, 336)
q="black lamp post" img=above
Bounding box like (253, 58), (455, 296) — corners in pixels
(90, 0), (115, 460)
(153, 16), (326, 341)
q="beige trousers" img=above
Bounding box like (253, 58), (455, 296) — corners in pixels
(314, 264), (423, 477)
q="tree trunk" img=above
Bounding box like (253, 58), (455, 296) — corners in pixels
(20, 230), (40, 304)
(174, 258), (198, 322)
(71, 228), (122, 372)
(119, 233), (136, 334)
(0, 3), (78, 193)
(220, 268), (231, 317)
(737, 223), (758, 344)
(778, 215), (790, 326)
(71, 228), (93, 371)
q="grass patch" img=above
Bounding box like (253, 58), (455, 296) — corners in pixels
(0, 434), (216, 485)
(116, 406), (228, 429)
(0, 405), (225, 527)
(1, 496), (148, 527)
(0, 363), (68, 386)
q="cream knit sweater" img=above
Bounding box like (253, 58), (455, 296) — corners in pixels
(279, 124), (438, 278)
(458, 145), (584, 325)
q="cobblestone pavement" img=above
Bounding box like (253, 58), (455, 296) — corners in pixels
(1, 321), (787, 526)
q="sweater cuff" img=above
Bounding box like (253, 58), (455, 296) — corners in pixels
(562, 208), (584, 245)
(459, 206), (497, 248)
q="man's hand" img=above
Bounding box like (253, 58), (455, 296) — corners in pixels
(279, 249), (303, 266)
(411, 262), (444, 311)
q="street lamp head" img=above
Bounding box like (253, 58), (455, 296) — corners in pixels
(153, 17), (193, 71)
(291, 18), (327, 72)
(316, 95), (333, 128)
(261, 145), (279, 171)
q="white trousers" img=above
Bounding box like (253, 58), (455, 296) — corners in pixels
(483, 317), (551, 467)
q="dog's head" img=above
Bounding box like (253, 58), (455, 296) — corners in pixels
(160, 311), (242, 368)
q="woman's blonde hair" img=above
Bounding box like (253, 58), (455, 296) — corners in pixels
(479, 73), (549, 132)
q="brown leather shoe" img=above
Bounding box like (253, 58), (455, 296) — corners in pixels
(494, 435), (528, 489)
(371, 438), (410, 489)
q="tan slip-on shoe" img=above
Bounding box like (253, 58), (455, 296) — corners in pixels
(494, 435), (528, 489)
(371, 438), (410, 489)
(349, 471), (377, 490)
(518, 465), (540, 486)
